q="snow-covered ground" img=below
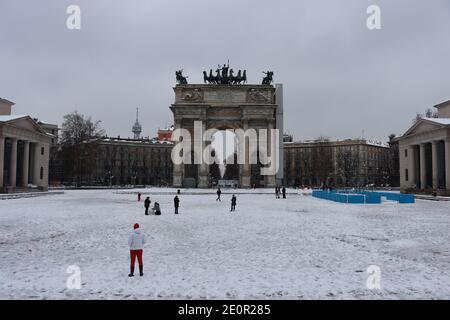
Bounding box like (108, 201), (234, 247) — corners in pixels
(0, 188), (450, 300)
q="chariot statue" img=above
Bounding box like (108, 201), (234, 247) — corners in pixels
(202, 62), (247, 85)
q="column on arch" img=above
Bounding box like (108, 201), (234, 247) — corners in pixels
(239, 120), (251, 188)
(264, 120), (276, 187)
(172, 120), (184, 188)
(197, 121), (210, 188)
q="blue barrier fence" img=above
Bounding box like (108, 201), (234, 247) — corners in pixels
(312, 190), (415, 204)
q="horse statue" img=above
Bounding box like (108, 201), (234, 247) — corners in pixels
(262, 71), (273, 85)
(176, 70), (188, 85)
(202, 65), (248, 85)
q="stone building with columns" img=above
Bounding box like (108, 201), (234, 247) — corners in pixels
(398, 100), (450, 195)
(0, 98), (52, 193)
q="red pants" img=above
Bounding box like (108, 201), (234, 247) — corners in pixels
(130, 250), (143, 268)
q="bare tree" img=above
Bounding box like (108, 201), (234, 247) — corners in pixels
(336, 147), (360, 187)
(60, 111), (105, 186)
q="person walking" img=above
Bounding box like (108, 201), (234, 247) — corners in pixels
(137, 193), (141, 202)
(144, 197), (151, 215)
(216, 188), (222, 202)
(174, 195), (180, 214)
(128, 223), (145, 277)
(275, 187), (280, 199)
(282, 186), (286, 199)
(230, 194), (237, 212)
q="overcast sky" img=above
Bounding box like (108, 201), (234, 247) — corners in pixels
(1, 0), (449, 141)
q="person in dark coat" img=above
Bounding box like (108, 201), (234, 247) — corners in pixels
(152, 202), (161, 215)
(137, 193), (141, 202)
(144, 197), (151, 215)
(282, 187), (286, 199)
(174, 195), (180, 214)
(230, 194), (237, 212)
(216, 188), (222, 201)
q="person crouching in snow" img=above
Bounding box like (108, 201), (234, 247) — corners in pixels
(128, 223), (145, 277)
(152, 202), (161, 215)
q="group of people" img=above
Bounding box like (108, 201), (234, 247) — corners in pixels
(128, 188), (246, 277)
(138, 193), (180, 215)
(275, 186), (287, 199)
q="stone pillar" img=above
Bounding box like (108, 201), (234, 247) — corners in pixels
(240, 120), (251, 188)
(432, 141), (439, 190)
(410, 146), (416, 187)
(198, 122), (209, 188)
(22, 141), (30, 187)
(9, 138), (18, 188)
(264, 121), (276, 187)
(32, 143), (41, 186)
(420, 143), (427, 189)
(172, 120), (183, 188)
(275, 84), (284, 186)
(445, 139), (450, 192)
(0, 136), (4, 189)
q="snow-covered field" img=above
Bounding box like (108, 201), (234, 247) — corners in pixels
(1, 188), (450, 300)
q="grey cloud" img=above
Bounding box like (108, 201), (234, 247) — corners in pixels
(1, 0), (449, 141)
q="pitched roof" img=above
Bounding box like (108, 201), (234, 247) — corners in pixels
(0, 115), (48, 136)
(0, 97), (15, 106)
(424, 117), (450, 125)
(0, 115), (28, 122)
(402, 117), (450, 137)
(434, 100), (450, 109)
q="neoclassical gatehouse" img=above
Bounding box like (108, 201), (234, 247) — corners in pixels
(0, 98), (52, 193)
(398, 100), (450, 195)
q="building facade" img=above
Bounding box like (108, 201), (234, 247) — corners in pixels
(70, 137), (174, 186)
(0, 98), (52, 193)
(284, 139), (393, 188)
(398, 101), (450, 195)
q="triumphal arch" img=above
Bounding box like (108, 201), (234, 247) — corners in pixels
(170, 65), (283, 188)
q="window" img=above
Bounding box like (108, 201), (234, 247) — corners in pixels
(405, 169), (409, 181)
(41, 147), (45, 155)
(40, 167), (44, 180)
(404, 149), (408, 157)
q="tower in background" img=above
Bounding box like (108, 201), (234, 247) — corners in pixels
(132, 107), (142, 139)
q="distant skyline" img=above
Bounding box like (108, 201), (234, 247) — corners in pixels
(1, 0), (449, 142)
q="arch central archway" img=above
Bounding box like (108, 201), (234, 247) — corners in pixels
(170, 84), (280, 188)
